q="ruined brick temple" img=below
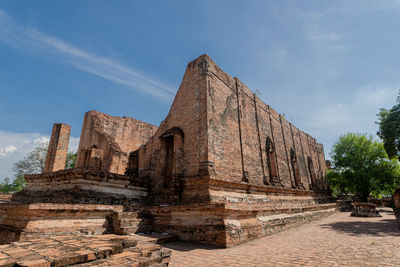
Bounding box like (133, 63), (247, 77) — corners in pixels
(0, 55), (335, 248)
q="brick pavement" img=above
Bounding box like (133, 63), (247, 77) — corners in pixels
(0, 234), (170, 267)
(167, 208), (400, 267)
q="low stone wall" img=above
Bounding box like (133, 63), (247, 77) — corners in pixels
(0, 203), (121, 244)
(181, 178), (333, 205)
(22, 168), (147, 204)
(0, 203), (152, 244)
(13, 168), (148, 208)
(0, 168), (157, 245)
(150, 202), (337, 247)
(149, 178), (336, 247)
(234, 209), (336, 246)
(351, 202), (381, 217)
(0, 194), (12, 202)
(151, 204), (227, 247)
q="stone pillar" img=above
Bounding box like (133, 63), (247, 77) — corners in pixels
(44, 123), (71, 173)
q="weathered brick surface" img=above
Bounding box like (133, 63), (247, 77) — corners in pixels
(0, 195), (12, 203)
(135, 54), (329, 204)
(131, 54), (333, 246)
(0, 235), (170, 267)
(20, 169), (148, 204)
(150, 199), (337, 247)
(44, 123), (71, 173)
(0, 203), (123, 244)
(0, 201), (156, 245)
(0, 54), (333, 248)
(76, 111), (157, 174)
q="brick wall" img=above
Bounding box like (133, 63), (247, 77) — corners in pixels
(136, 54), (328, 205)
(203, 55), (327, 189)
(76, 111), (158, 174)
(137, 57), (210, 203)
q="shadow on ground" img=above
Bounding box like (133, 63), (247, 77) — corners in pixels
(164, 241), (223, 252)
(320, 216), (400, 237)
(378, 208), (395, 215)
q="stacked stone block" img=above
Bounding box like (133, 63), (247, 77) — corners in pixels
(76, 111), (157, 174)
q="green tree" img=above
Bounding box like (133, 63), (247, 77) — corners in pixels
(0, 176), (26, 193)
(377, 92), (400, 159)
(327, 169), (349, 198)
(1, 143), (78, 193)
(65, 152), (77, 169)
(0, 142), (48, 193)
(12, 142), (48, 177)
(329, 133), (400, 202)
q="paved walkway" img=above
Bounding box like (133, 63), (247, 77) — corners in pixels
(167, 208), (400, 267)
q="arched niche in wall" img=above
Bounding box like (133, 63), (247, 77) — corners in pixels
(265, 136), (279, 185)
(307, 156), (316, 189)
(290, 148), (303, 189)
(125, 150), (139, 177)
(159, 127), (185, 188)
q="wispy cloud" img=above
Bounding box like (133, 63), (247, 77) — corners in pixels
(309, 32), (340, 42)
(0, 145), (17, 158)
(295, 85), (398, 157)
(303, 22), (350, 54)
(0, 9), (175, 101)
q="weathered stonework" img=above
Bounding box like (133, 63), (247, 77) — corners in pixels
(134, 54), (333, 246)
(0, 235), (171, 267)
(0, 54), (334, 250)
(44, 123), (71, 173)
(76, 111), (157, 174)
(351, 202), (381, 217)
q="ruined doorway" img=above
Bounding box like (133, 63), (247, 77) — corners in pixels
(162, 133), (174, 188)
(290, 149), (301, 188)
(307, 157), (316, 188)
(159, 127), (185, 190)
(266, 136), (279, 184)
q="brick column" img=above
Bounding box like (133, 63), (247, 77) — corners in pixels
(44, 123), (71, 173)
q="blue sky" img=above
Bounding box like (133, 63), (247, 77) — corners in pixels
(0, 0), (399, 179)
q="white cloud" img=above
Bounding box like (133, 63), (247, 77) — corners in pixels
(0, 9), (175, 101)
(0, 130), (79, 180)
(33, 137), (50, 144)
(0, 145), (17, 158)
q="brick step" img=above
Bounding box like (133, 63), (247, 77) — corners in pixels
(133, 233), (179, 244)
(0, 235), (133, 267)
(113, 211), (154, 235)
(122, 226), (153, 235)
(76, 240), (171, 267)
(121, 227), (139, 235)
(0, 235), (171, 267)
(120, 218), (152, 228)
(118, 212), (150, 220)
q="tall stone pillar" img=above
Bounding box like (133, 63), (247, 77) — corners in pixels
(44, 123), (71, 173)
